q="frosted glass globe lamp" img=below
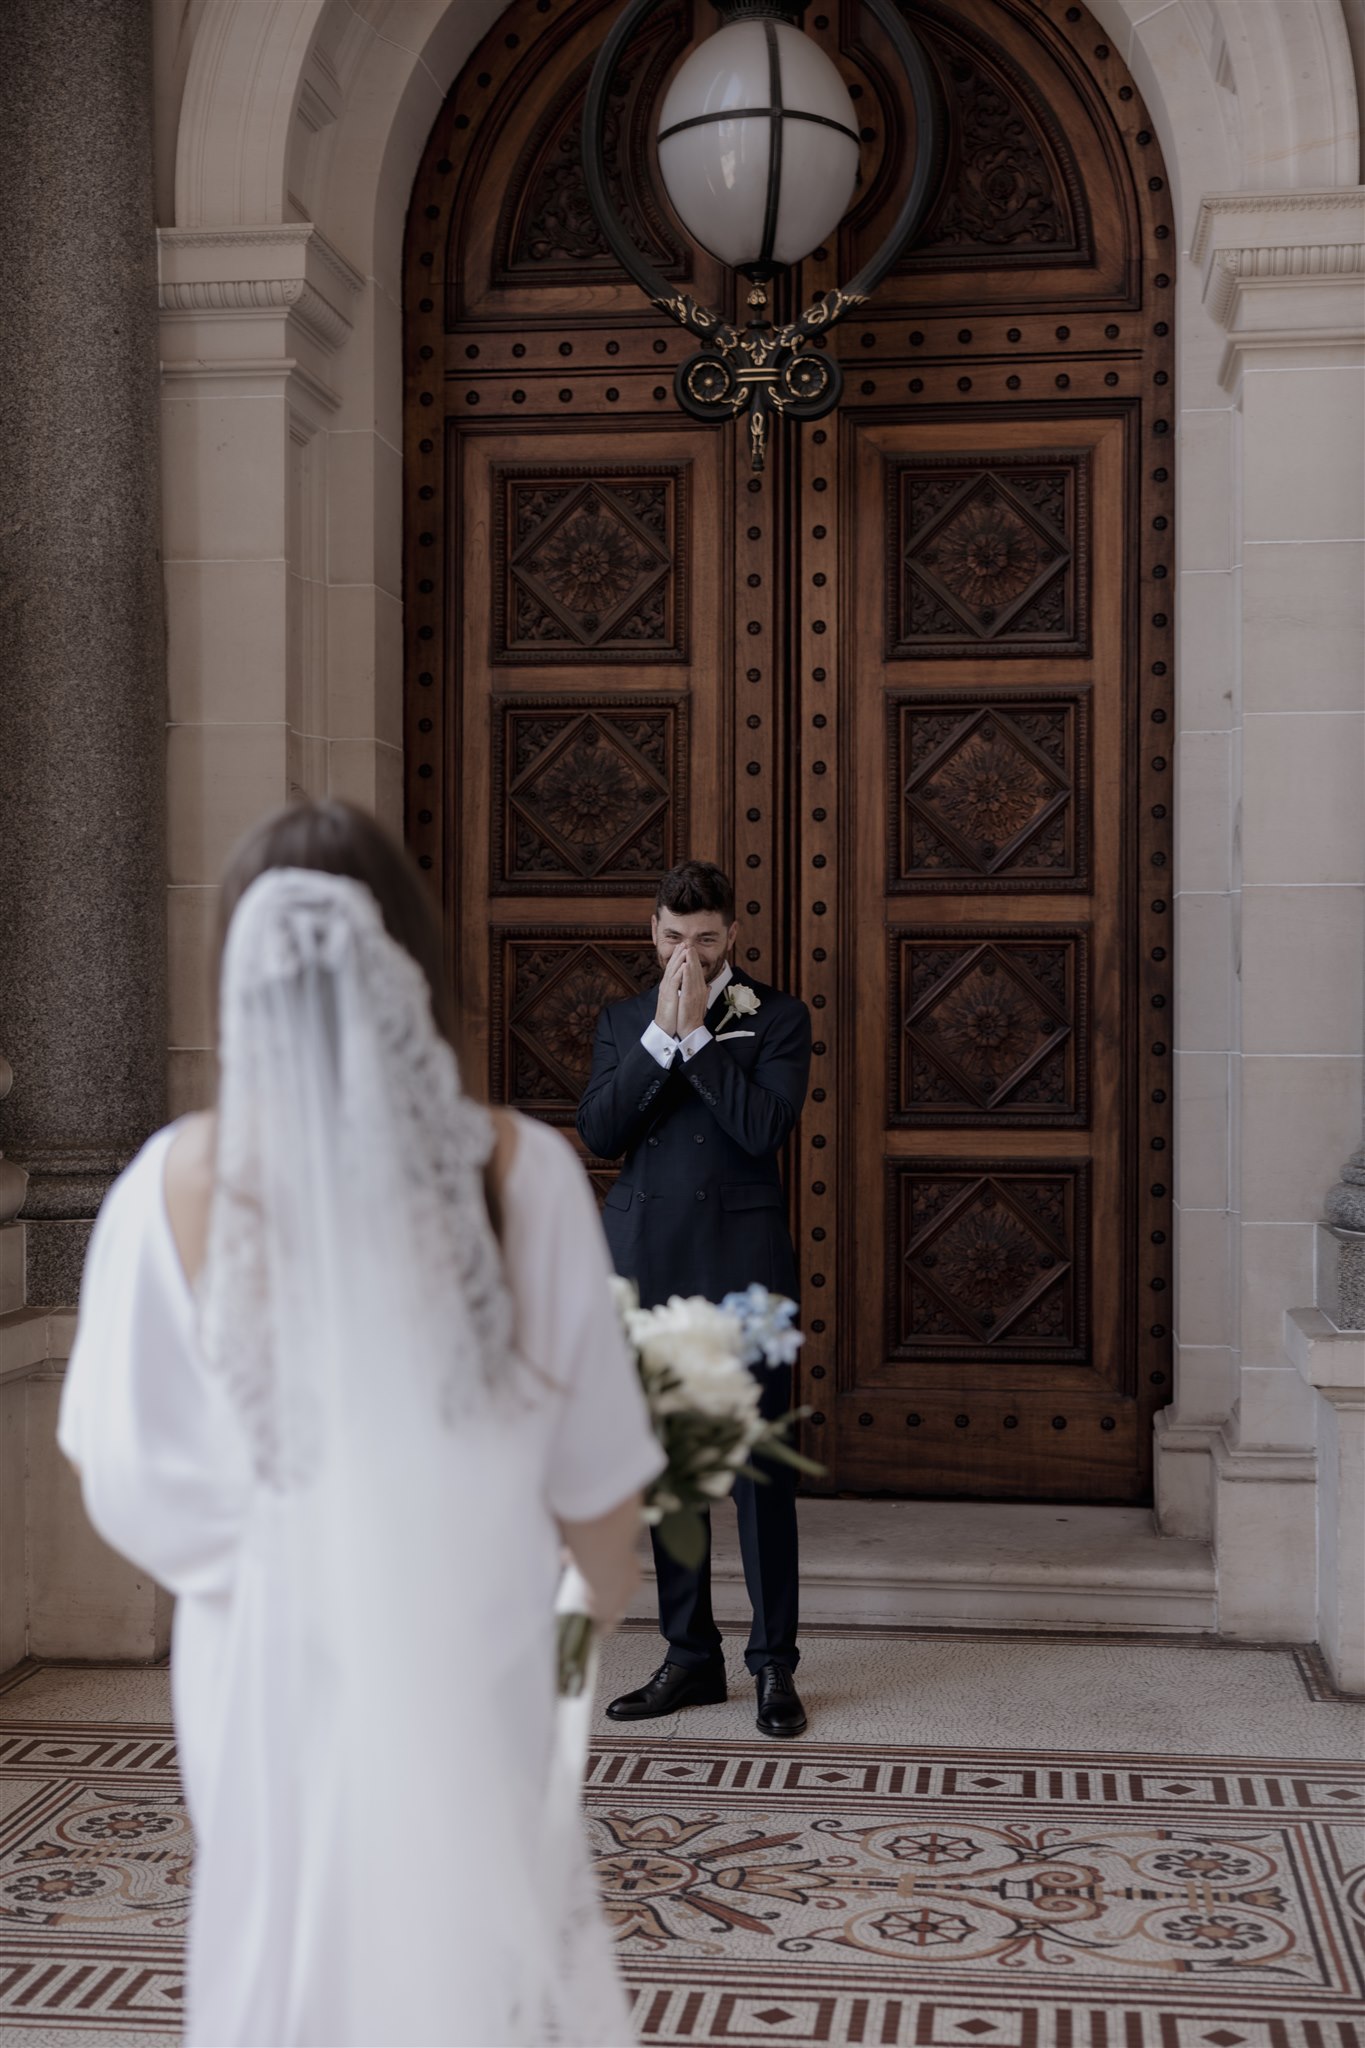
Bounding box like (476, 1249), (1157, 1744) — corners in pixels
(583, 0), (940, 470)
(656, 12), (861, 279)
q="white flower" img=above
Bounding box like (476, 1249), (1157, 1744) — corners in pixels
(725, 984), (761, 1020)
(625, 1295), (763, 1425)
(608, 1275), (640, 1322)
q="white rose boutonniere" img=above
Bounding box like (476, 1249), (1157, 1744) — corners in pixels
(718, 983), (761, 1034)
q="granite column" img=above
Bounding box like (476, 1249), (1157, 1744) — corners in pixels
(0, 0), (167, 1302)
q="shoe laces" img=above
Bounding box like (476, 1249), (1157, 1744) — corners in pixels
(762, 1664), (795, 1695)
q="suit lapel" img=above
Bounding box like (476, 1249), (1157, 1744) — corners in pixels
(704, 980), (732, 1029)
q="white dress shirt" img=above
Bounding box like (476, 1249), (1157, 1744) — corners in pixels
(641, 959), (733, 1068)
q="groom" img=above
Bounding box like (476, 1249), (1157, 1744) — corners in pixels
(577, 860), (812, 1738)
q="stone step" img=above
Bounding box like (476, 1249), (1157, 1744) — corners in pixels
(627, 1499), (1217, 1634)
(0, 1306), (75, 1386)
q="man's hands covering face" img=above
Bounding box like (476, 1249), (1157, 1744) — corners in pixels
(655, 943), (711, 1041)
(654, 944), (687, 1037)
(676, 946), (708, 1039)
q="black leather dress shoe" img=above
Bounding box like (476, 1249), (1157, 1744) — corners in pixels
(605, 1660), (727, 1721)
(755, 1663), (807, 1738)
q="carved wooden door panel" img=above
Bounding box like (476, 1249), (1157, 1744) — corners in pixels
(406, 0), (1176, 1500)
(825, 414), (1138, 1497)
(404, 0), (785, 1220)
(782, 0), (1177, 1500)
(453, 427), (731, 1173)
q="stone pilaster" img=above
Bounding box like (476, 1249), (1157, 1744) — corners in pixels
(0, 0), (167, 1303)
(1186, 189), (1365, 1640)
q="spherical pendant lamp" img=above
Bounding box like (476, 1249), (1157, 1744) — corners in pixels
(656, 17), (861, 277)
(583, 0), (941, 470)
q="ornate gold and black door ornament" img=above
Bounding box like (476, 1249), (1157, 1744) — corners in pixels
(582, 0), (941, 467)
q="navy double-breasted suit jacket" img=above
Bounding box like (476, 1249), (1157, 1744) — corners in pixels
(575, 971), (812, 1309)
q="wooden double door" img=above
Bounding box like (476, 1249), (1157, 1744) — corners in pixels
(404, 0), (1176, 1500)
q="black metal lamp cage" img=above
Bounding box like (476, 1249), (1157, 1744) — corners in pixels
(582, 0), (942, 468)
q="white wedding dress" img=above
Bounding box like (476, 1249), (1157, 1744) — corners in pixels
(58, 871), (663, 2048)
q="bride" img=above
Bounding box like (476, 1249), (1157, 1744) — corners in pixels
(58, 800), (664, 2047)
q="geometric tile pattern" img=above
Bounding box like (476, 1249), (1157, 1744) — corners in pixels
(589, 1736), (1365, 2047)
(2, 1668), (1361, 2045)
(891, 928), (1088, 1126)
(887, 1160), (1089, 1361)
(494, 467), (688, 662)
(887, 454), (1090, 659)
(489, 925), (659, 1122)
(0, 1714), (187, 2038)
(492, 695), (688, 893)
(887, 691), (1091, 892)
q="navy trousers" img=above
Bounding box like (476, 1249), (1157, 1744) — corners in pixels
(650, 1361), (800, 1675)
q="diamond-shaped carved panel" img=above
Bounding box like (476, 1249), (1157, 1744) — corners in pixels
(887, 452), (1090, 658)
(887, 1161), (1090, 1363)
(891, 928), (1088, 1127)
(492, 695), (688, 894)
(887, 689), (1091, 893)
(490, 928), (659, 1122)
(495, 467), (687, 662)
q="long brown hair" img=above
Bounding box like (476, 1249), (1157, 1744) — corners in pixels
(215, 800), (451, 1041)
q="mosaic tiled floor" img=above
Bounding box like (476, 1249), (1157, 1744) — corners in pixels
(2, 1634), (1362, 2047)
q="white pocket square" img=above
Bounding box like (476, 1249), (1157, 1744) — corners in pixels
(712, 1029), (756, 1041)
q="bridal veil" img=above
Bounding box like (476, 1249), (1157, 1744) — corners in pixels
(196, 867), (574, 2045)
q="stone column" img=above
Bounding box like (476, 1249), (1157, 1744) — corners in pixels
(0, 0), (167, 1304)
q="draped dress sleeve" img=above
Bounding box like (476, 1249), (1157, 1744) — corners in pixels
(57, 1125), (253, 1602)
(499, 1111), (665, 1521)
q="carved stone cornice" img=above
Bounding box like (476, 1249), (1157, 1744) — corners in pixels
(1191, 188), (1365, 268)
(157, 223), (363, 358)
(160, 222), (364, 296)
(1203, 242), (1365, 329)
(159, 275), (353, 351)
(1192, 189), (1365, 390)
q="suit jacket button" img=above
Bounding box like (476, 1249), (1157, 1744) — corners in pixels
(637, 1191), (647, 1203)
(695, 1189), (706, 1201)
(648, 1136), (659, 1147)
(693, 1133), (705, 1144)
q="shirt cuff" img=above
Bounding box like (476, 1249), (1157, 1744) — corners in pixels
(679, 1024), (713, 1062)
(640, 1020), (679, 1068)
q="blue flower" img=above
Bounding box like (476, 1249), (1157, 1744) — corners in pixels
(720, 1285), (805, 1369)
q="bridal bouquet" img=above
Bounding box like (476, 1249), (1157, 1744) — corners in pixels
(557, 1281), (821, 1696)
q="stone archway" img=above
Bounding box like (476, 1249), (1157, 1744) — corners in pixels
(158, 0), (1363, 1644)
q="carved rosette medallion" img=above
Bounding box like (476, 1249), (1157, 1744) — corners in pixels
(892, 928), (1087, 1126)
(490, 928), (659, 1120)
(887, 1160), (1089, 1361)
(888, 688), (1091, 892)
(495, 468), (687, 663)
(493, 695), (688, 894)
(887, 453), (1090, 658)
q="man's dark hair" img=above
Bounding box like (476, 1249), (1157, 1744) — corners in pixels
(655, 859), (735, 923)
